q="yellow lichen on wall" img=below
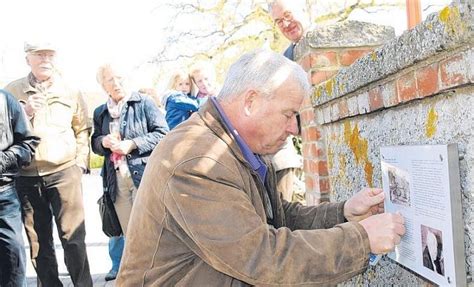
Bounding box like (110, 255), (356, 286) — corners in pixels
(313, 86), (322, 99)
(439, 6), (465, 37)
(343, 121), (374, 187)
(325, 79), (334, 96)
(370, 51), (377, 61)
(425, 107), (438, 138)
(327, 147), (334, 170)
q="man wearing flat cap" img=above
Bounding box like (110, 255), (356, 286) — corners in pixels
(5, 41), (93, 286)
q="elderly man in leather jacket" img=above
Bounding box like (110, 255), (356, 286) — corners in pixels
(117, 49), (405, 286)
(5, 41), (93, 286)
(0, 89), (39, 286)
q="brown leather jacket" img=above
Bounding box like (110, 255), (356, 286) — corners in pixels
(118, 100), (370, 286)
(5, 74), (90, 176)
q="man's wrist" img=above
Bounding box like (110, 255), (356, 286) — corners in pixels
(20, 102), (34, 119)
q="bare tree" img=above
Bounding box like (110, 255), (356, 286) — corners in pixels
(145, 0), (403, 88)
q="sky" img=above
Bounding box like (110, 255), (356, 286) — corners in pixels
(0, 0), (451, 91)
(0, 0), (167, 90)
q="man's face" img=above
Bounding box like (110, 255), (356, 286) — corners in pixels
(244, 79), (304, 155)
(26, 50), (56, 81)
(193, 72), (213, 95)
(101, 67), (127, 102)
(271, 1), (305, 43)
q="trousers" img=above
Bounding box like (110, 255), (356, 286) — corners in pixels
(16, 165), (92, 287)
(0, 183), (26, 287)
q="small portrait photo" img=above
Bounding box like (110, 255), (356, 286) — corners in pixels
(421, 225), (444, 276)
(388, 167), (411, 207)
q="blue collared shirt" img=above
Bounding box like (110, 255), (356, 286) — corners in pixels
(211, 97), (274, 221)
(210, 97), (267, 184)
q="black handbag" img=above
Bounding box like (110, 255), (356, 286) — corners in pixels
(98, 193), (123, 237)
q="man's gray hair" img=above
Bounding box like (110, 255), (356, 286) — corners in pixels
(268, 0), (305, 15)
(217, 49), (310, 101)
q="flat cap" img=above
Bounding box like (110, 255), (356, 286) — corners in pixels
(24, 41), (56, 53)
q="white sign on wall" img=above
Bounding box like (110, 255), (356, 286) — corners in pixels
(380, 144), (466, 287)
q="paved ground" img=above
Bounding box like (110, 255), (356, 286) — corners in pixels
(24, 170), (116, 286)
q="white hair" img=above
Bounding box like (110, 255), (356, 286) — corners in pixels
(217, 49), (310, 101)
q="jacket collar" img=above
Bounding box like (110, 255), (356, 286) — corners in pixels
(198, 98), (250, 168)
(97, 91), (142, 117)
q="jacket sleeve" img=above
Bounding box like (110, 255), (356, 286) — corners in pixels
(165, 94), (200, 112)
(90, 106), (109, 157)
(72, 90), (91, 170)
(0, 93), (40, 173)
(131, 96), (169, 155)
(282, 199), (347, 230)
(164, 157), (371, 286)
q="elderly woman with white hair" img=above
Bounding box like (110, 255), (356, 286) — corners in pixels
(91, 63), (168, 236)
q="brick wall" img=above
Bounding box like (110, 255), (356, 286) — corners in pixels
(297, 3), (473, 286)
(294, 21), (395, 205)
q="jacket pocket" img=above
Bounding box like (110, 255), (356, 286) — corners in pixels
(46, 96), (73, 129)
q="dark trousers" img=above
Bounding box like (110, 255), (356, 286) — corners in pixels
(0, 183), (26, 287)
(16, 165), (92, 287)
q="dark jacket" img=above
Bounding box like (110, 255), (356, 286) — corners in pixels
(283, 43), (295, 61)
(117, 100), (370, 286)
(91, 92), (168, 201)
(165, 91), (204, 130)
(0, 89), (39, 183)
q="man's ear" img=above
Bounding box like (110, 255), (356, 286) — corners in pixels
(243, 89), (258, 117)
(25, 55), (31, 67)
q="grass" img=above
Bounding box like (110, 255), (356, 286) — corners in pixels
(90, 153), (104, 169)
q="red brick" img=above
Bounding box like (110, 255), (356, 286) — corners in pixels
(299, 54), (312, 72)
(397, 72), (417, 102)
(311, 70), (337, 85)
(309, 144), (321, 158)
(302, 144), (312, 159)
(300, 109), (315, 126)
(301, 95), (313, 110)
(306, 159), (318, 174)
(339, 49), (372, 66)
(305, 175), (315, 192)
(440, 54), (468, 89)
(311, 51), (338, 68)
(338, 99), (349, 118)
(318, 178), (330, 193)
(416, 63), (439, 97)
(381, 81), (398, 107)
(368, 86), (383, 111)
(305, 126), (321, 142)
(301, 142), (324, 158)
(318, 161), (329, 176)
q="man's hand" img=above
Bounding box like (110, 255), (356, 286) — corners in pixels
(102, 134), (120, 149)
(344, 188), (385, 222)
(24, 93), (46, 117)
(111, 140), (136, 155)
(359, 212), (405, 254)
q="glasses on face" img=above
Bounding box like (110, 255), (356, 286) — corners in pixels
(30, 51), (56, 60)
(274, 11), (294, 29)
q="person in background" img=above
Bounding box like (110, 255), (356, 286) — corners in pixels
(0, 89), (40, 287)
(117, 49), (405, 286)
(269, 0), (309, 61)
(164, 70), (204, 130)
(190, 61), (218, 98)
(265, 0), (310, 202)
(91, 61), (168, 239)
(105, 236), (124, 281)
(5, 41), (93, 286)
